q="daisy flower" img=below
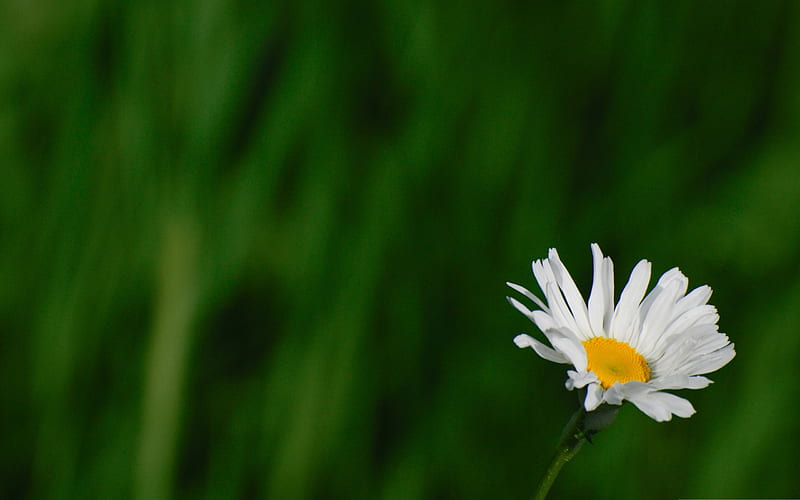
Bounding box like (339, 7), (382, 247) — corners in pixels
(507, 243), (735, 422)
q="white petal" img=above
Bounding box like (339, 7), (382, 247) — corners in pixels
(544, 282), (581, 337)
(648, 286), (715, 354)
(649, 374), (712, 390)
(654, 305), (719, 353)
(513, 333), (535, 348)
(636, 279), (684, 356)
(507, 295), (562, 336)
(602, 258), (615, 332)
(547, 248), (593, 337)
(684, 343), (736, 375)
(530, 310), (558, 333)
(628, 391), (696, 422)
(652, 327), (728, 375)
(678, 284), (713, 310)
(611, 259), (651, 343)
(603, 380), (651, 405)
(670, 305), (719, 334)
(548, 328), (587, 371)
(584, 383), (604, 411)
(566, 370), (598, 389)
(588, 243), (615, 336)
(506, 281), (549, 312)
(513, 334), (569, 364)
(531, 259), (554, 297)
(638, 268), (688, 319)
(507, 295), (533, 318)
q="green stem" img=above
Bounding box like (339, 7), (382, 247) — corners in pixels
(533, 409), (587, 500)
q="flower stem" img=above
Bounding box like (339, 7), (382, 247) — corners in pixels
(533, 408), (587, 500)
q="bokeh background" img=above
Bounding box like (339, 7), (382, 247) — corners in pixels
(2, 1), (800, 499)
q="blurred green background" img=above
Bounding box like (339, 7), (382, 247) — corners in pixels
(2, 1), (799, 499)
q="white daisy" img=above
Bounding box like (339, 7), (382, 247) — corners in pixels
(507, 243), (735, 422)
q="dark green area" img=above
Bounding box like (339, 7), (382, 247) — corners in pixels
(1, 1), (799, 498)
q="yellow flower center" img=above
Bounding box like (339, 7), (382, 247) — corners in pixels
(582, 337), (651, 389)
